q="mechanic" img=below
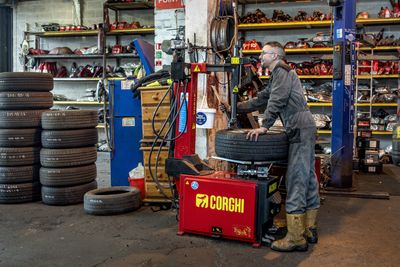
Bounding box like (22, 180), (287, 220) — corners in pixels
(220, 41), (320, 252)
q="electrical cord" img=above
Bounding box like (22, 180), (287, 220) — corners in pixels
(147, 80), (189, 209)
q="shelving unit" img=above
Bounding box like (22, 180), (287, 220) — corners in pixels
(238, 1), (399, 148)
(102, 1), (155, 80)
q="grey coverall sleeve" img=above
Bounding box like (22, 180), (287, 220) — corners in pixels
(261, 68), (291, 129)
(236, 86), (270, 114)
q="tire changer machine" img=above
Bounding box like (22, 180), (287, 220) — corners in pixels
(154, 42), (283, 247)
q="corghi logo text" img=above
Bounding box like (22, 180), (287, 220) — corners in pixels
(195, 194), (244, 213)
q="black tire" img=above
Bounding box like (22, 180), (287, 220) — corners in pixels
(0, 182), (41, 204)
(41, 110), (98, 130)
(0, 147), (40, 166)
(41, 180), (97, 206)
(0, 128), (41, 147)
(215, 129), (289, 161)
(0, 72), (53, 91)
(40, 164), (97, 187)
(40, 147), (97, 167)
(84, 186), (141, 215)
(0, 110), (46, 129)
(41, 128), (98, 148)
(0, 165), (40, 184)
(0, 92), (53, 110)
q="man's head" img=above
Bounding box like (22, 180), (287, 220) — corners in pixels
(259, 41), (286, 68)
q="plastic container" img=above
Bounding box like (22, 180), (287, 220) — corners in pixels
(128, 163), (145, 200)
(196, 95), (216, 129)
(196, 108), (216, 129)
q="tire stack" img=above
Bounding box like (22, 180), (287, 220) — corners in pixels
(0, 72), (53, 204)
(40, 110), (99, 205)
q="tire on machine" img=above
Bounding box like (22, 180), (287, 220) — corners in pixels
(215, 129), (289, 162)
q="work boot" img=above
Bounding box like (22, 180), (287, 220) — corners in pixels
(270, 213), (308, 252)
(305, 209), (318, 244)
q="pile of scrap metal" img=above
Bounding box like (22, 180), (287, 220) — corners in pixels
(240, 9), (331, 23)
(371, 113), (398, 132)
(313, 114), (332, 129)
(371, 86), (398, 103)
(303, 81), (332, 102)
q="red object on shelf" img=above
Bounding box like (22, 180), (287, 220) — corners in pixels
(112, 45), (122, 54)
(243, 40), (261, 50)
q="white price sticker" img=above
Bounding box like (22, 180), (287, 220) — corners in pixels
(122, 117), (135, 127)
(121, 80), (134, 90)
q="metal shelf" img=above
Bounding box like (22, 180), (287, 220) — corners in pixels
(36, 30), (99, 37)
(238, 20), (331, 30)
(358, 46), (400, 52)
(29, 54), (139, 59)
(308, 103), (397, 107)
(307, 102), (332, 107)
(54, 77), (101, 81)
(106, 53), (139, 58)
(356, 103), (398, 107)
(53, 77), (126, 81)
(260, 75), (332, 79)
(356, 18), (400, 26)
(28, 54), (102, 59)
(54, 101), (107, 105)
(356, 74), (399, 79)
(242, 46), (400, 55)
(317, 130), (332, 134)
(105, 1), (154, 10)
(317, 130), (392, 135)
(238, 18), (400, 31)
(107, 28), (155, 35)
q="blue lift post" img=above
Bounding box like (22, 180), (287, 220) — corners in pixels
(330, 0), (356, 188)
(109, 80), (143, 186)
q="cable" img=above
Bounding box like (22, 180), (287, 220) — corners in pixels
(147, 79), (189, 207)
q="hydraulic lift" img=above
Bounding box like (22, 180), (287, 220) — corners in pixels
(329, 0), (356, 189)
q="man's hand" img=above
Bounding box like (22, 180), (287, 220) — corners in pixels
(246, 127), (268, 141)
(219, 102), (231, 114)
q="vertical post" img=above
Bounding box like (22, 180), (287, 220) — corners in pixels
(331, 0), (356, 188)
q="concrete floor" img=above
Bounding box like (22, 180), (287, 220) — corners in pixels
(1, 162), (400, 267)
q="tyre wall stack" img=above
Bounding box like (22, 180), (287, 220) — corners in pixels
(40, 110), (98, 205)
(0, 72), (53, 204)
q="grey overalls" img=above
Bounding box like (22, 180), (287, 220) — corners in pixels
(237, 60), (320, 214)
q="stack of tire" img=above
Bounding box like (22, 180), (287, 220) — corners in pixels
(0, 72), (53, 204)
(40, 110), (98, 205)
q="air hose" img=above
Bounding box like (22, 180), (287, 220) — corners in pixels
(147, 80), (189, 207)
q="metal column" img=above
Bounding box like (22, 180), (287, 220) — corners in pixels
(330, 0), (356, 188)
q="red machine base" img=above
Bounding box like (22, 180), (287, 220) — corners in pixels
(178, 172), (279, 247)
